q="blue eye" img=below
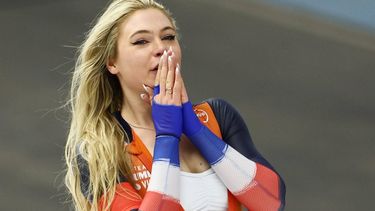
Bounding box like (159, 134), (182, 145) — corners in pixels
(132, 40), (148, 45)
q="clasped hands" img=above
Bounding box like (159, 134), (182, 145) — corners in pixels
(142, 48), (202, 139)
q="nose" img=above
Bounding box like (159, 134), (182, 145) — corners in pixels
(153, 39), (168, 57)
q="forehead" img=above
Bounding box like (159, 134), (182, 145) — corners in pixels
(120, 8), (173, 36)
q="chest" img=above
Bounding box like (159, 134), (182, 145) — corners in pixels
(180, 169), (228, 210)
(134, 129), (210, 173)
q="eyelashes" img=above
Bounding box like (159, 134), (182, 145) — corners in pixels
(132, 40), (148, 45)
(132, 35), (176, 45)
(163, 35), (176, 41)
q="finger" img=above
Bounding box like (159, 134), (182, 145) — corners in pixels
(140, 93), (151, 104)
(154, 53), (163, 87)
(167, 46), (173, 56)
(142, 84), (154, 104)
(172, 65), (182, 105)
(166, 54), (175, 94)
(181, 80), (189, 103)
(178, 64), (189, 103)
(143, 84), (154, 97)
(159, 50), (168, 96)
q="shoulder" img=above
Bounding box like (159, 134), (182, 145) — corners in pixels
(197, 98), (244, 128)
(197, 98), (247, 134)
(199, 98), (242, 120)
(198, 97), (232, 110)
(76, 145), (128, 201)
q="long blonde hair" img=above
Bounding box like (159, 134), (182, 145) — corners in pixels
(64, 0), (177, 210)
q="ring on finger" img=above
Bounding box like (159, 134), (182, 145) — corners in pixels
(166, 88), (173, 94)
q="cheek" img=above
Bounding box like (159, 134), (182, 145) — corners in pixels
(119, 50), (148, 73)
(174, 47), (182, 65)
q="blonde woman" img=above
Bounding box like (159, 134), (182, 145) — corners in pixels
(65, 0), (286, 210)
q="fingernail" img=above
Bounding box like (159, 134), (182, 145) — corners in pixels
(168, 55), (172, 62)
(176, 66), (180, 74)
(140, 93), (146, 99)
(163, 50), (167, 56)
(142, 84), (148, 91)
(169, 46), (172, 52)
(177, 63), (181, 70)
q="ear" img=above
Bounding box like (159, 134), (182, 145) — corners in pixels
(106, 58), (118, 74)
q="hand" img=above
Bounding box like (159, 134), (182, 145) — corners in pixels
(151, 49), (183, 137)
(141, 49), (189, 105)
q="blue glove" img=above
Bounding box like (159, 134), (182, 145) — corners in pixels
(182, 101), (227, 165)
(182, 101), (203, 137)
(151, 85), (182, 138)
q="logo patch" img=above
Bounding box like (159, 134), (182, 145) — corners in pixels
(132, 165), (150, 190)
(194, 108), (209, 123)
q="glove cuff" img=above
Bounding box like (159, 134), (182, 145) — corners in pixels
(152, 100), (182, 138)
(182, 101), (203, 137)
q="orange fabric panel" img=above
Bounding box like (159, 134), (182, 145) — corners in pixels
(124, 131), (153, 198)
(99, 183), (184, 211)
(193, 102), (222, 139)
(132, 131), (153, 171)
(228, 191), (242, 211)
(140, 191), (183, 211)
(99, 182), (142, 211)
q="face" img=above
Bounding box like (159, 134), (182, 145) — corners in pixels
(108, 8), (182, 95)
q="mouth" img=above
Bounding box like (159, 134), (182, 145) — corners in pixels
(144, 84), (154, 90)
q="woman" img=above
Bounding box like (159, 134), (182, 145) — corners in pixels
(65, 0), (286, 210)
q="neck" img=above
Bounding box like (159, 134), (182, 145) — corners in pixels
(121, 89), (153, 129)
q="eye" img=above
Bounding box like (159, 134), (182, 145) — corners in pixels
(163, 35), (176, 41)
(132, 39), (148, 45)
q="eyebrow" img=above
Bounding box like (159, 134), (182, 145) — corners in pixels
(129, 26), (176, 39)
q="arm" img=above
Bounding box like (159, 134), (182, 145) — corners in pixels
(78, 50), (184, 211)
(139, 49), (184, 210)
(140, 55), (286, 209)
(182, 98), (286, 211)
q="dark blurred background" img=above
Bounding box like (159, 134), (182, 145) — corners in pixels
(1, 0), (374, 210)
